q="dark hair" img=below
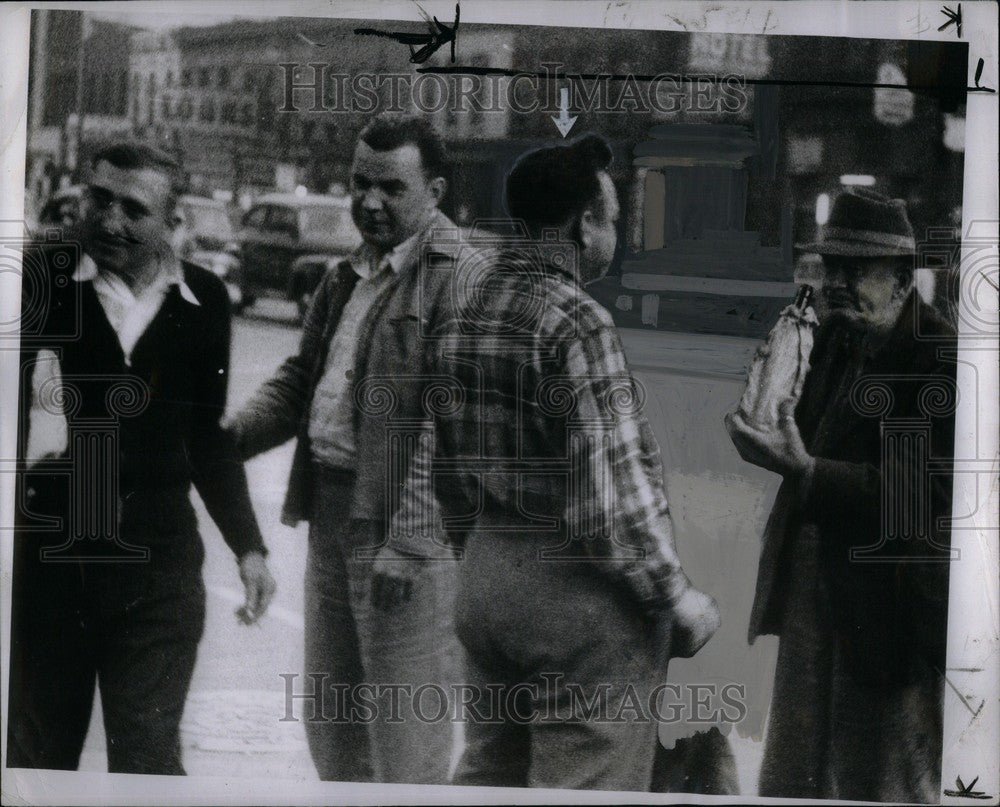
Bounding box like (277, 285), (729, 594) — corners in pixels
(505, 134), (613, 233)
(91, 140), (184, 197)
(358, 113), (448, 179)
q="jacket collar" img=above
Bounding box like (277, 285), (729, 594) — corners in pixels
(350, 210), (461, 278)
(73, 252), (201, 306)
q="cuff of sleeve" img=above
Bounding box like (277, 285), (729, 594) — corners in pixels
(237, 545), (268, 561)
(386, 524), (440, 558)
(387, 504), (447, 557)
(625, 563), (693, 615)
(231, 521), (268, 561)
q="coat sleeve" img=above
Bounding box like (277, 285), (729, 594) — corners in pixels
(802, 352), (955, 664)
(226, 267), (337, 459)
(187, 272), (267, 560)
(559, 320), (696, 616)
(378, 262), (463, 557)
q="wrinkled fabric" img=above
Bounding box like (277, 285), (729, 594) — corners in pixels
(752, 295), (955, 802)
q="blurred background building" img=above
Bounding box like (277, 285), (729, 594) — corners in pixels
(20, 9), (970, 786)
(25, 8), (966, 328)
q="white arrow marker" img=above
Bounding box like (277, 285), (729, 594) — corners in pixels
(550, 87), (578, 137)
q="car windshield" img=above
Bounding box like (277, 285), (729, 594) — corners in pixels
(40, 194), (81, 226)
(184, 202), (233, 237)
(302, 205), (360, 249)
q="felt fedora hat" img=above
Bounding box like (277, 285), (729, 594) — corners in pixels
(797, 188), (916, 257)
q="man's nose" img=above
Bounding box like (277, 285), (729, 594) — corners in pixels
(97, 201), (127, 234)
(824, 266), (847, 286)
(359, 189), (384, 211)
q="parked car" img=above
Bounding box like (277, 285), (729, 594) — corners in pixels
(236, 193), (361, 312)
(187, 246), (243, 309)
(33, 188), (235, 258)
(174, 195), (237, 255)
(288, 254), (341, 318)
(35, 185), (84, 232)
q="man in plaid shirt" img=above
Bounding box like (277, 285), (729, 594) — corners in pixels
(381, 134), (719, 790)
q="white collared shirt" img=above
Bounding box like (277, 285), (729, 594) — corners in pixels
(73, 252), (201, 365)
(350, 213), (431, 280)
(308, 212), (438, 470)
(27, 253), (200, 463)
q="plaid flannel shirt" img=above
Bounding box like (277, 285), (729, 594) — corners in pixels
(389, 248), (694, 615)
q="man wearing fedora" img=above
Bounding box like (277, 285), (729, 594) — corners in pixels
(726, 188), (956, 802)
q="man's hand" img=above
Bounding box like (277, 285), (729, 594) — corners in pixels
(371, 545), (422, 610)
(237, 551), (276, 625)
(669, 587), (721, 659)
(725, 398), (815, 479)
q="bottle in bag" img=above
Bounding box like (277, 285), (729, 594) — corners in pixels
(738, 285), (818, 431)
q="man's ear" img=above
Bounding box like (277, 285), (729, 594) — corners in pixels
(166, 198), (182, 229)
(427, 176), (447, 207)
(578, 207), (596, 248)
(893, 259), (914, 298)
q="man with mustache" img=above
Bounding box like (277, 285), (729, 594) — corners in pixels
(227, 114), (460, 784)
(726, 188), (956, 802)
(9, 141), (275, 774)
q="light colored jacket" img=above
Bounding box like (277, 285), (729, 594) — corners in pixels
(228, 213), (461, 554)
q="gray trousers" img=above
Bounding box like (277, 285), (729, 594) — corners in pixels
(452, 528), (669, 791)
(303, 466), (459, 783)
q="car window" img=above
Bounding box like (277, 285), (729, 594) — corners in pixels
(296, 258), (326, 272)
(268, 205), (299, 238)
(301, 205), (361, 250)
(183, 202), (233, 237)
(244, 206), (268, 229)
(40, 197), (79, 227)
(38, 201), (63, 225)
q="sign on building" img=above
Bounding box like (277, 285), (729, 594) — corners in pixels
(688, 33), (771, 76)
(873, 63), (915, 126)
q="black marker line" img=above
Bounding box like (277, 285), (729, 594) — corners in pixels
(938, 3), (962, 37)
(417, 65), (992, 94)
(940, 668), (985, 718)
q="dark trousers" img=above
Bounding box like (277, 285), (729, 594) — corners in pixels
(452, 527), (668, 791)
(7, 492), (206, 774)
(303, 465), (459, 784)
(650, 727), (739, 795)
(759, 525), (943, 802)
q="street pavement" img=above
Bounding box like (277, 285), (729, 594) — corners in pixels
(76, 298), (765, 792)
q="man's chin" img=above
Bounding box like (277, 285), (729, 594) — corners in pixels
(361, 229), (399, 251)
(88, 244), (125, 264)
(86, 241), (137, 271)
(821, 306), (878, 337)
(821, 300), (858, 317)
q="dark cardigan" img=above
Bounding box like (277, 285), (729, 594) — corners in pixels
(17, 247), (266, 563)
